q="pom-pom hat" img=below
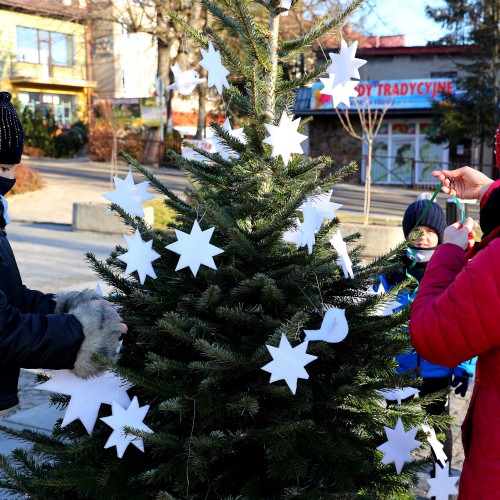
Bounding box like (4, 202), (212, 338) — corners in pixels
(0, 92), (24, 165)
(402, 199), (446, 244)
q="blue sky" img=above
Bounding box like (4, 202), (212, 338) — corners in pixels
(362, 0), (449, 46)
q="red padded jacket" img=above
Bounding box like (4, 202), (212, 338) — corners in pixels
(410, 229), (500, 498)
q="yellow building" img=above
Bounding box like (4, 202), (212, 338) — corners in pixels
(0, 0), (94, 126)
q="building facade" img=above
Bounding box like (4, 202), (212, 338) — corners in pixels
(0, 0), (94, 126)
(294, 44), (480, 185)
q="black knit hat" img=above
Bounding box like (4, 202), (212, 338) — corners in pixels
(402, 199), (446, 243)
(0, 92), (24, 164)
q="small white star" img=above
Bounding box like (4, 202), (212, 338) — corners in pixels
(166, 220), (224, 276)
(426, 461), (458, 499)
(263, 111), (308, 165)
(199, 42), (230, 95)
(301, 190), (342, 230)
(101, 396), (153, 458)
(118, 229), (161, 285)
(261, 334), (317, 394)
(326, 39), (367, 86)
(102, 171), (155, 218)
(377, 418), (422, 474)
(210, 118), (246, 160)
(320, 74), (359, 108)
(37, 370), (133, 435)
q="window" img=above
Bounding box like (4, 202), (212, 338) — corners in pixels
(16, 26), (73, 67)
(18, 91), (77, 126)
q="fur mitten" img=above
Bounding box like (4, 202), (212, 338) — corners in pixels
(55, 291), (122, 378)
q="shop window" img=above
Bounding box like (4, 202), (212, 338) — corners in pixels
(16, 26), (73, 67)
(18, 91), (77, 126)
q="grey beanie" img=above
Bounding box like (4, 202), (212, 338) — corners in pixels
(0, 92), (24, 164)
(402, 199), (446, 243)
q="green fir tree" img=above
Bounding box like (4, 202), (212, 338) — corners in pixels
(0, 0), (450, 498)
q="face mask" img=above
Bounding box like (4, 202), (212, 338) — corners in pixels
(0, 177), (16, 196)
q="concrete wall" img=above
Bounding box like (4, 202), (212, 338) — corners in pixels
(73, 202), (154, 234)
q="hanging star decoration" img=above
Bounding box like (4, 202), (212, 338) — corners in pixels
(37, 370), (133, 435)
(199, 41), (230, 95)
(304, 307), (349, 343)
(330, 230), (354, 279)
(261, 334), (317, 394)
(117, 229), (161, 285)
(263, 111), (308, 165)
(421, 424), (448, 468)
(376, 417), (422, 474)
(319, 74), (359, 108)
(210, 118), (247, 160)
(101, 396), (153, 458)
(166, 220), (224, 276)
(426, 461), (459, 499)
(166, 62), (206, 96)
(102, 171), (155, 218)
(376, 387), (420, 405)
(326, 38), (367, 87)
(301, 190), (342, 230)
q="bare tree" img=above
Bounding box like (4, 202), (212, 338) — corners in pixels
(335, 96), (391, 225)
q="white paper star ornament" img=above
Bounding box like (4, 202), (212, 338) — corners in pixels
(199, 42), (230, 95)
(298, 197), (317, 254)
(166, 220), (224, 276)
(426, 461), (458, 499)
(263, 111), (307, 165)
(101, 396), (153, 458)
(102, 171), (155, 218)
(320, 75), (359, 108)
(301, 190), (342, 229)
(118, 229), (161, 285)
(37, 370), (133, 434)
(377, 418), (421, 474)
(326, 39), (367, 86)
(304, 307), (349, 343)
(210, 118), (247, 160)
(261, 334), (317, 394)
(166, 62), (206, 96)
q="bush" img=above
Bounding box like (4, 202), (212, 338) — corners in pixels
(6, 162), (44, 196)
(54, 121), (88, 158)
(19, 107), (57, 157)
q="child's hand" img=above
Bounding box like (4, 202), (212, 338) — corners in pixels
(443, 217), (476, 250)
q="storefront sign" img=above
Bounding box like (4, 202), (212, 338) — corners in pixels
(311, 78), (456, 110)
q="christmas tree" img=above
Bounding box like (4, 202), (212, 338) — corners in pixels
(0, 1), (450, 498)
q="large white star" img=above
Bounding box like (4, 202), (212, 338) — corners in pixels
(261, 334), (317, 394)
(210, 118), (247, 160)
(376, 417), (422, 474)
(102, 171), (155, 218)
(199, 41), (230, 95)
(37, 370), (133, 434)
(426, 462), (459, 499)
(301, 190), (342, 230)
(326, 39), (367, 86)
(118, 229), (161, 285)
(263, 111), (308, 165)
(320, 74), (359, 108)
(101, 396), (153, 458)
(166, 220), (224, 276)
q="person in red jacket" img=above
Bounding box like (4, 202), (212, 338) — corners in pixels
(0, 91), (126, 416)
(409, 165), (500, 498)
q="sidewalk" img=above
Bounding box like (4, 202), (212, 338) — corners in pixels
(0, 157), (469, 498)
